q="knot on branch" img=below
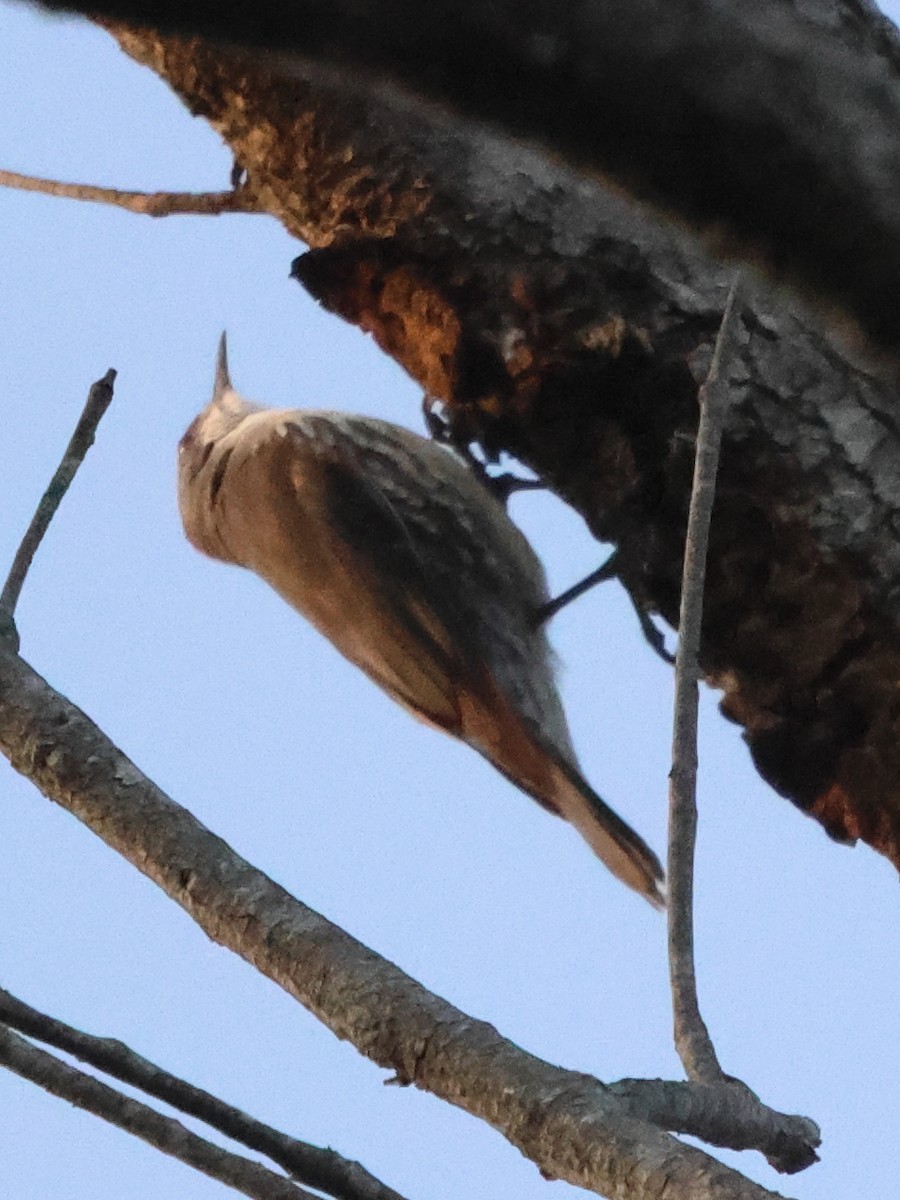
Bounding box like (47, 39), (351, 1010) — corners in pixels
(610, 1077), (821, 1174)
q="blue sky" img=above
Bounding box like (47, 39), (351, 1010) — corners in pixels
(0, 4), (898, 1198)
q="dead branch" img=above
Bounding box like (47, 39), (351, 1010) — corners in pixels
(668, 277), (744, 1083)
(0, 987), (407, 1200)
(0, 369), (116, 651)
(25, 0), (900, 359)
(0, 168), (263, 216)
(0, 1023), (319, 1200)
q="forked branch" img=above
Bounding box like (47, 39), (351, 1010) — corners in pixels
(0, 352), (818, 1197)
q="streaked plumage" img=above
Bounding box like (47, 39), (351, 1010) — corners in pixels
(178, 336), (664, 906)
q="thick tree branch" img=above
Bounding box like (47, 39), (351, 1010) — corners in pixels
(78, 25), (900, 876)
(0, 987), (406, 1200)
(0, 169), (264, 216)
(23, 0), (900, 359)
(0, 644), (815, 1198)
(0, 1024), (320, 1200)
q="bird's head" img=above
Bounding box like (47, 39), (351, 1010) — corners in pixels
(179, 333), (263, 474)
(178, 333), (264, 556)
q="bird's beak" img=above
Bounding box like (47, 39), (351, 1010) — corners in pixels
(213, 331), (232, 404)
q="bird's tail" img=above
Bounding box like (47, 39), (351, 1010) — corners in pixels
(548, 757), (665, 908)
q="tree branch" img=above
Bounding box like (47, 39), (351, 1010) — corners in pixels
(90, 24), (900, 875)
(0, 644), (817, 1198)
(0, 1023), (320, 1200)
(668, 277), (745, 1083)
(23, 0), (900, 358)
(0, 369), (116, 652)
(609, 1079), (819, 1175)
(0, 987), (406, 1200)
(0, 169), (264, 216)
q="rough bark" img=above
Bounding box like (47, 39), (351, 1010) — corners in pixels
(26, 0), (900, 360)
(0, 644), (814, 1198)
(65, 26), (899, 877)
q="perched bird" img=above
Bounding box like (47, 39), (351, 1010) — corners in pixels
(178, 336), (664, 906)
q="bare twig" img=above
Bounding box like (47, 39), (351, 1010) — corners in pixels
(668, 277), (744, 1083)
(0, 169), (264, 216)
(0, 648), (818, 1197)
(0, 370), (116, 650)
(0, 1024), (319, 1200)
(0, 987), (406, 1200)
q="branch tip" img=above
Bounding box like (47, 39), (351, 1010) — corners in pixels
(0, 368), (117, 645)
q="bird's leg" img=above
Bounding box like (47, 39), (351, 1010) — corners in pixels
(536, 553), (620, 624)
(537, 550), (674, 663)
(229, 157), (247, 190)
(422, 394), (465, 451)
(630, 602), (674, 664)
(423, 394), (546, 504)
(424, 395), (670, 658)
(485, 473), (545, 504)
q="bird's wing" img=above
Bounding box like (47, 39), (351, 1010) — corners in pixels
(313, 451), (468, 729)
(308, 415), (558, 727)
(458, 669), (665, 905)
(209, 411), (664, 904)
(209, 413), (465, 731)
(315, 418), (665, 905)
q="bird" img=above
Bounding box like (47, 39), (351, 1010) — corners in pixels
(178, 335), (665, 906)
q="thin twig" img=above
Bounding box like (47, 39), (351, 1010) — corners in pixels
(668, 277), (744, 1083)
(0, 369), (116, 650)
(0, 1024), (319, 1200)
(0, 987), (406, 1200)
(0, 169), (264, 216)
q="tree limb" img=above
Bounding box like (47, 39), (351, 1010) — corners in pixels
(609, 1080), (819, 1175)
(81, 24), (900, 876)
(0, 644), (816, 1198)
(0, 987), (407, 1200)
(22, 0), (900, 359)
